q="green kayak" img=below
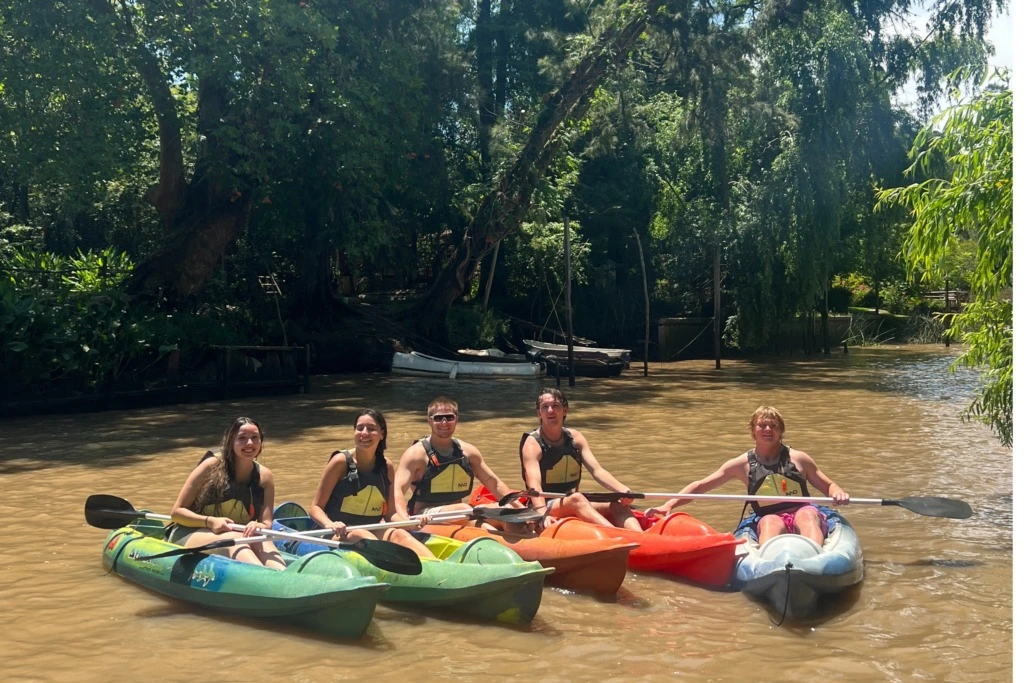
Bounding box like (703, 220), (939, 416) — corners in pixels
(274, 503), (554, 624)
(101, 519), (388, 638)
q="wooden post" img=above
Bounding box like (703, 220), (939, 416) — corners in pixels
(222, 348), (231, 399)
(822, 285), (830, 357)
(564, 216), (575, 387)
(303, 345), (312, 394)
(633, 228), (650, 377)
(714, 246), (721, 370)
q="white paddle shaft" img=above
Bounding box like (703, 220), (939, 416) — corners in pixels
(637, 492), (863, 504)
(292, 511), (473, 537)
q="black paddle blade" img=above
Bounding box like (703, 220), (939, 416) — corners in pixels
(472, 507), (545, 523)
(85, 494), (144, 529)
(347, 538), (423, 575)
(884, 496), (973, 519)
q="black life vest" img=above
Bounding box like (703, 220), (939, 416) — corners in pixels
(408, 437), (473, 511)
(745, 445), (810, 516)
(323, 449), (390, 526)
(520, 428), (582, 494)
(195, 450), (264, 524)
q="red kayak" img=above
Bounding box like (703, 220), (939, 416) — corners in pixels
(543, 513), (742, 587)
(470, 486), (742, 587)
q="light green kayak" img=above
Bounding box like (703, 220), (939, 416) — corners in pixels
(101, 519), (388, 638)
(274, 502), (554, 624)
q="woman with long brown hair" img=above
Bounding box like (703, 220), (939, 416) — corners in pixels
(309, 409), (434, 559)
(169, 417), (285, 569)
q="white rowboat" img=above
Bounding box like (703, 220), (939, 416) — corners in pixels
(391, 351), (545, 379)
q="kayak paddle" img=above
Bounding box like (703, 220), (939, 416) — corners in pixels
(135, 535), (271, 561)
(503, 489), (973, 519)
(84, 494), (424, 574)
(281, 503), (545, 539)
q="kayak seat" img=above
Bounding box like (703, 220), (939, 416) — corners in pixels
(446, 536), (525, 566)
(290, 549), (365, 581)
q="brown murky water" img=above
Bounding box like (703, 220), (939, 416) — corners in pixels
(1, 346), (1011, 681)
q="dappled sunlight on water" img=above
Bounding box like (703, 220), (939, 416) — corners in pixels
(0, 344), (1010, 680)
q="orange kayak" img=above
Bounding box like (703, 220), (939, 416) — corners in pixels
(422, 523), (637, 595)
(542, 512), (743, 587)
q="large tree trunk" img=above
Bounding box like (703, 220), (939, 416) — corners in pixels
(129, 76), (254, 299)
(131, 201), (252, 297)
(92, 0), (254, 300)
(412, 3), (654, 343)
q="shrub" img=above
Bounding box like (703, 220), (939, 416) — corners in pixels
(447, 304), (510, 350)
(0, 247), (150, 399)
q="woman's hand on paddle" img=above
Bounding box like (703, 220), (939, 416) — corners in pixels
(207, 516), (234, 534)
(242, 520), (268, 537)
(329, 520), (349, 538)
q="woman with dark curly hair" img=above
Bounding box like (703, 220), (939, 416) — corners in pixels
(169, 417), (285, 569)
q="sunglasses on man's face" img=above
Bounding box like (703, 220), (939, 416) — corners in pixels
(430, 413), (457, 423)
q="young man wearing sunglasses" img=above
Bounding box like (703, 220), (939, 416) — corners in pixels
(521, 387), (642, 531)
(392, 396), (519, 526)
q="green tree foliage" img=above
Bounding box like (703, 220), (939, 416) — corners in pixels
(0, 248), (143, 399)
(0, 0), (1008, 373)
(877, 70), (1012, 446)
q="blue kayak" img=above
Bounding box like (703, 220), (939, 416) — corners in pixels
(732, 509), (864, 619)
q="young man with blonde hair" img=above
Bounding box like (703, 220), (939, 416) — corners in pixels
(647, 406), (849, 545)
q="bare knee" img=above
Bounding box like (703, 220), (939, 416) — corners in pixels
(758, 515), (786, 539)
(564, 493), (588, 513)
(383, 528), (414, 544)
(793, 507), (819, 526)
(344, 528), (376, 542)
(794, 508), (825, 542)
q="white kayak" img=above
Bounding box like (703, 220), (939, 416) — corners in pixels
(732, 510), (864, 619)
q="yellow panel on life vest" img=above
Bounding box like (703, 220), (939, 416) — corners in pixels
(546, 455), (582, 485)
(200, 499), (252, 524)
(754, 473), (801, 497)
(431, 464), (472, 494)
(340, 486), (387, 518)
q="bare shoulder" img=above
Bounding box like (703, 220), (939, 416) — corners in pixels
(258, 463), (275, 482)
(399, 440), (427, 462)
(722, 453), (750, 474)
(459, 440), (483, 459)
(325, 451), (349, 472)
(191, 455), (220, 477)
(787, 447), (814, 463)
(567, 428), (588, 445)
(787, 447), (817, 469)
(520, 433), (542, 459)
